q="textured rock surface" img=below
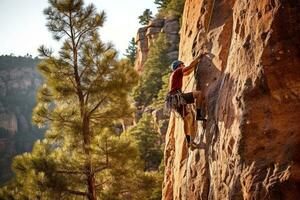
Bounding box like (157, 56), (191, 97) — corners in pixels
(134, 17), (180, 74)
(152, 108), (170, 142)
(0, 67), (41, 133)
(0, 63), (43, 183)
(0, 113), (18, 133)
(162, 0), (300, 199)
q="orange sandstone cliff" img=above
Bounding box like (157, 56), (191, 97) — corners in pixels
(162, 0), (300, 199)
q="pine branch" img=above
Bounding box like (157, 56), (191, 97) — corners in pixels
(84, 92), (90, 107)
(84, 72), (103, 96)
(57, 113), (75, 124)
(79, 62), (91, 79)
(84, 62), (110, 97)
(93, 165), (110, 175)
(68, 76), (77, 90)
(90, 114), (124, 120)
(65, 189), (88, 196)
(61, 28), (72, 38)
(75, 28), (94, 47)
(88, 97), (107, 116)
(41, 54), (77, 91)
(74, 9), (93, 37)
(61, 11), (71, 22)
(68, 9), (84, 108)
(37, 111), (54, 122)
(56, 170), (85, 175)
(95, 179), (109, 188)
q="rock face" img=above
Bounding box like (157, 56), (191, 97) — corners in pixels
(0, 56), (43, 183)
(152, 108), (170, 142)
(0, 112), (18, 133)
(134, 17), (180, 74)
(0, 66), (42, 134)
(162, 0), (300, 199)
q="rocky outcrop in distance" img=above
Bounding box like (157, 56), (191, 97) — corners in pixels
(134, 17), (180, 74)
(0, 67), (41, 133)
(162, 0), (300, 199)
(0, 56), (43, 183)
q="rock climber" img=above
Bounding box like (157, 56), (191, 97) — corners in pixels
(165, 57), (205, 148)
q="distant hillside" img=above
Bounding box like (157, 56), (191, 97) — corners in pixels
(0, 55), (44, 184)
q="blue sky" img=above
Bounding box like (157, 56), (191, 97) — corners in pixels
(0, 0), (157, 57)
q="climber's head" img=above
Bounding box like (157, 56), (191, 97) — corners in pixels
(170, 60), (184, 71)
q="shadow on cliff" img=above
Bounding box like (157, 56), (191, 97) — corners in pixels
(195, 53), (236, 131)
(181, 52), (239, 200)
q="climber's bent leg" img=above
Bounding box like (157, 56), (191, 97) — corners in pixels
(192, 91), (206, 121)
(192, 90), (202, 108)
(183, 115), (191, 145)
(181, 92), (195, 104)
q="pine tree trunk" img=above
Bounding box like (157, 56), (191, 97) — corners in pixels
(87, 164), (97, 200)
(71, 24), (97, 199)
(83, 116), (97, 200)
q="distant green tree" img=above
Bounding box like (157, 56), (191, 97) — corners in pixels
(127, 113), (163, 171)
(151, 73), (170, 109)
(138, 9), (153, 25)
(124, 37), (137, 65)
(133, 171), (163, 200)
(155, 0), (185, 18)
(154, 0), (169, 9)
(0, 55), (39, 70)
(133, 33), (171, 108)
(165, 0), (185, 17)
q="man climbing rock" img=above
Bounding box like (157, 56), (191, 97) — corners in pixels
(165, 57), (205, 148)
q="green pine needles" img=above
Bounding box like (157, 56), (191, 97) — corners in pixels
(127, 113), (163, 171)
(155, 0), (186, 18)
(138, 9), (153, 26)
(124, 38), (137, 65)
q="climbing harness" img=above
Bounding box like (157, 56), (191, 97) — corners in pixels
(164, 90), (187, 119)
(165, 90), (187, 111)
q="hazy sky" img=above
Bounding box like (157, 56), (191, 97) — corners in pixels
(0, 0), (157, 57)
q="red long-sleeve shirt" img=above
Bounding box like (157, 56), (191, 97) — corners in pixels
(169, 67), (183, 94)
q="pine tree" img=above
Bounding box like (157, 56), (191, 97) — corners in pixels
(19, 1), (138, 199)
(154, 0), (169, 9)
(127, 113), (163, 171)
(138, 9), (153, 26)
(124, 37), (137, 65)
(7, 131), (142, 199)
(155, 0), (185, 18)
(151, 73), (170, 109)
(165, 0), (185, 17)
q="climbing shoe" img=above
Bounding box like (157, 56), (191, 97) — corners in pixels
(196, 109), (206, 121)
(186, 135), (194, 148)
(186, 135), (191, 144)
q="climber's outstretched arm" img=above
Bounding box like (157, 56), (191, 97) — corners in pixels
(183, 57), (200, 76)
